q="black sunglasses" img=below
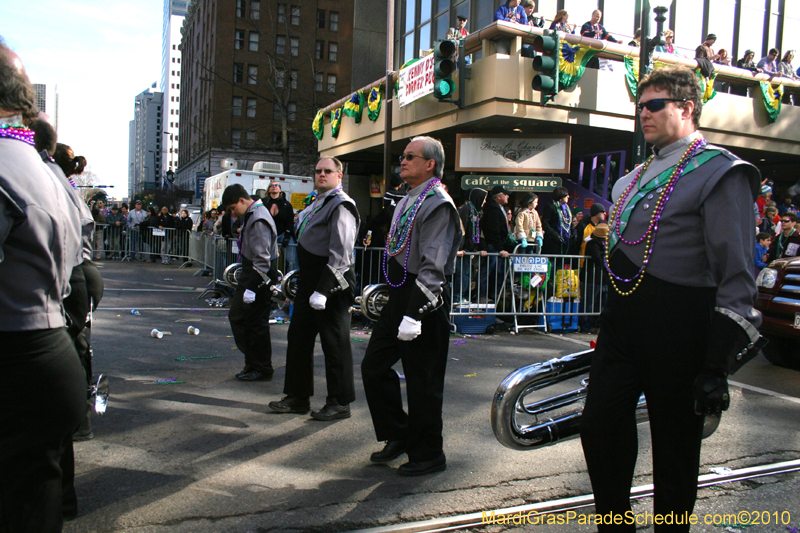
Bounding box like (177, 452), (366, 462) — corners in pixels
(399, 153), (431, 163)
(637, 98), (687, 113)
(781, 219), (793, 223)
(314, 168), (337, 175)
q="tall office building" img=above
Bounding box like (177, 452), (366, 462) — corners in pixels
(128, 87), (164, 198)
(32, 83), (59, 131)
(161, 0), (190, 180)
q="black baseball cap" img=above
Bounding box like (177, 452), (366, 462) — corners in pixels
(490, 185), (510, 196)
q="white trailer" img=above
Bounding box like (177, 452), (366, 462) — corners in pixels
(202, 164), (314, 213)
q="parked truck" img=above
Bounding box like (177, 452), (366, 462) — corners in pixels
(202, 161), (314, 213)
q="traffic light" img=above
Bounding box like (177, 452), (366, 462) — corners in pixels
(433, 40), (457, 101)
(532, 31), (560, 104)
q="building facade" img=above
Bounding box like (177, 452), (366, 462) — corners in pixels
(128, 88), (165, 198)
(32, 83), (58, 131)
(176, 0), (355, 197)
(162, 0), (190, 180)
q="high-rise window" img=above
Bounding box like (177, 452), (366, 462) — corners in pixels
(274, 103), (283, 120)
(314, 73), (323, 91)
(315, 40), (324, 59)
(276, 70), (285, 88)
(276, 36), (286, 54)
(288, 102), (297, 121)
(234, 30), (245, 49)
(327, 74), (337, 93)
(246, 131), (257, 146)
(236, 0), (244, 17)
(246, 98), (257, 117)
(277, 3), (286, 23)
(291, 5), (300, 25)
(249, 32), (259, 51)
(250, 1), (260, 19)
(317, 9), (325, 28)
(234, 63), (244, 83)
(232, 97), (243, 116)
(290, 38), (299, 56)
(248, 65), (258, 84)
(328, 42), (338, 61)
(232, 129), (241, 147)
(330, 12), (339, 31)
(289, 70), (297, 89)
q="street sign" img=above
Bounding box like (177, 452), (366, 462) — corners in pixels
(460, 175), (562, 192)
(512, 255), (549, 273)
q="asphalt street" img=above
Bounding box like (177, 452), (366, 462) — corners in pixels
(65, 260), (800, 533)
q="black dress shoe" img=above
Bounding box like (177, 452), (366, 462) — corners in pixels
(398, 453), (446, 476)
(268, 396), (310, 414)
(237, 370), (273, 382)
(235, 366), (253, 379)
(310, 403), (351, 421)
(370, 440), (407, 463)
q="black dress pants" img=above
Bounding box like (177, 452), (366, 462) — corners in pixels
(580, 252), (715, 532)
(362, 275), (452, 462)
(229, 284), (273, 373)
(0, 328), (86, 533)
(283, 289), (355, 405)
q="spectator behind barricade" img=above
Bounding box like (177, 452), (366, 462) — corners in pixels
(383, 174), (406, 207)
(576, 203), (606, 266)
(156, 206), (174, 265)
(216, 206), (233, 237)
(569, 210), (584, 255)
(550, 9), (576, 33)
(581, 10), (617, 42)
(767, 212), (800, 261)
(778, 196), (798, 216)
(175, 208), (193, 259)
(513, 192), (543, 253)
(759, 206), (778, 235)
(128, 199), (148, 261)
(757, 48), (780, 74)
(755, 232), (772, 275)
(541, 186), (572, 255)
(737, 49), (761, 72)
(202, 209), (218, 234)
(480, 185), (513, 302)
(91, 206), (106, 260)
(522, 1), (544, 28)
(494, 0), (527, 25)
(141, 206), (158, 262)
(579, 222), (608, 334)
(105, 204), (125, 260)
(654, 29), (678, 55)
(264, 180), (297, 272)
(788, 178), (800, 199)
(695, 34), (720, 61)
(757, 184), (772, 216)
(505, 207), (514, 231)
(120, 203), (129, 258)
(455, 188), (487, 303)
(628, 28), (642, 47)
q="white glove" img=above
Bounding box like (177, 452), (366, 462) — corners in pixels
(397, 316), (422, 341)
(309, 291), (327, 310)
(243, 289), (256, 304)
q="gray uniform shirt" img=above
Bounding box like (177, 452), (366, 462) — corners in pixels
(241, 200), (278, 276)
(389, 177), (462, 297)
(610, 131), (760, 327)
(0, 135), (82, 330)
(296, 188), (358, 273)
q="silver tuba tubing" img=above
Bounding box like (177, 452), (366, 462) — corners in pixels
(491, 349), (649, 451)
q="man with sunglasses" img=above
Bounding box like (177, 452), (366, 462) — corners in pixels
(580, 66), (764, 531)
(222, 184), (279, 382)
(269, 157), (360, 421)
(767, 212), (799, 261)
(362, 136), (462, 476)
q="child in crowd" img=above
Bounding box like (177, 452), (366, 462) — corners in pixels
(754, 231), (772, 275)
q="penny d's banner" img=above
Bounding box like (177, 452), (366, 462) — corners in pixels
(455, 134), (571, 174)
(398, 54), (435, 107)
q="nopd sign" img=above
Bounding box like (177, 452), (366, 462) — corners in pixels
(460, 175), (562, 192)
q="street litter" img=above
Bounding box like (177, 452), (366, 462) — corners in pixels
(175, 357), (186, 361)
(154, 378), (184, 384)
(151, 329), (164, 339)
(451, 358), (459, 361)
(131, 309), (141, 315)
(187, 326), (200, 335)
(191, 355), (223, 359)
(463, 373), (477, 377)
(709, 467), (733, 475)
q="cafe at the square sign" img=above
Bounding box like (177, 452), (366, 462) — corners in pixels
(455, 134), (571, 174)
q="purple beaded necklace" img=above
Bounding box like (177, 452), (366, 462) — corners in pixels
(383, 178), (441, 287)
(0, 124), (35, 146)
(604, 137), (706, 296)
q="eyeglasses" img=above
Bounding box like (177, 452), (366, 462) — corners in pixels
(637, 98), (687, 113)
(314, 168), (337, 175)
(399, 153), (431, 163)
(781, 219), (793, 224)
(269, 183), (281, 188)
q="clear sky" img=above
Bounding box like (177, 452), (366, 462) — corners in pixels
(1, 0), (165, 200)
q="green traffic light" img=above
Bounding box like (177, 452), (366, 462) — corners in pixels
(433, 39), (458, 102)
